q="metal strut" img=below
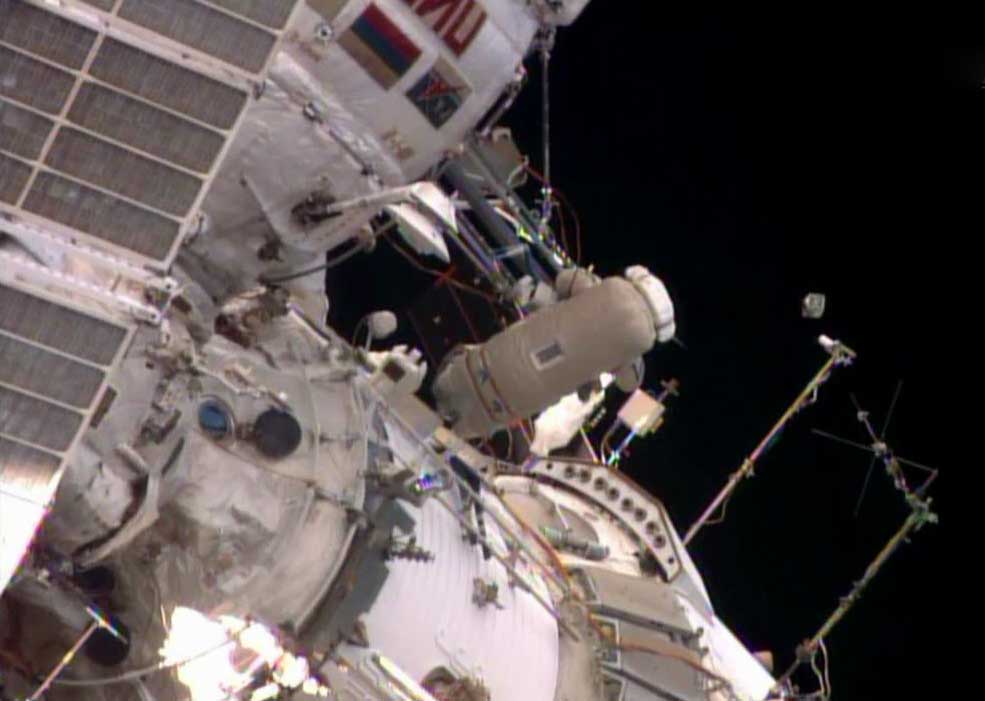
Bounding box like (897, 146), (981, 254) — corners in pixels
(768, 397), (939, 698)
(768, 494), (938, 698)
(536, 27), (556, 238)
(28, 606), (127, 700)
(683, 337), (856, 545)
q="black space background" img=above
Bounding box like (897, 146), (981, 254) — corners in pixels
(327, 8), (977, 698)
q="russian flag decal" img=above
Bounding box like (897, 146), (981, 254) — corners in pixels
(339, 4), (421, 89)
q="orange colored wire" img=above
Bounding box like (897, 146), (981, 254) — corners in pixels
(524, 164), (582, 264)
(386, 235), (498, 303)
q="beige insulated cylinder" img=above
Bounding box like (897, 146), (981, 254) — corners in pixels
(433, 274), (669, 438)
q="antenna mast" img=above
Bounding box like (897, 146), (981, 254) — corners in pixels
(683, 336), (856, 545)
(535, 26), (556, 240)
(770, 396), (939, 698)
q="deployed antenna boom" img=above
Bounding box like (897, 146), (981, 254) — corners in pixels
(769, 492), (938, 698)
(771, 398), (939, 698)
(683, 337), (856, 545)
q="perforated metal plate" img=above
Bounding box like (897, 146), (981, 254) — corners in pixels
(0, 335), (106, 409)
(207, 0), (299, 29)
(0, 153), (31, 204)
(22, 172), (181, 260)
(68, 84), (225, 174)
(0, 0), (300, 266)
(0, 1), (98, 69)
(118, 0), (277, 73)
(0, 279), (131, 593)
(0, 280), (128, 364)
(0, 99), (54, 160)
(88, 38), (248, 130)
(0, 45), (76, 114)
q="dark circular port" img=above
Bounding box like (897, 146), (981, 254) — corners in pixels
(84, 617), (130, 667)
(254, 409), (303, 459)
(72, 566), (116, 596)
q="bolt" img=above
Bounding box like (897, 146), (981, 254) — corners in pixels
(315, 22), (333, 42)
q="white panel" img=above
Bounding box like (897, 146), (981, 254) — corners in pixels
(362, 497), (559, 701)
(280, 0), (537, 181)
(0, 494), (47, 594)
(678, 601), (776, 701)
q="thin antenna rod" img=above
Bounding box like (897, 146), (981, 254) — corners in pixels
(855, 381), (903, 515)
(536, 27), (556, 237)
(684, 339), (855, 546)
(776, 398), (941, 694)
(812, 429), (937, 473)
(541, 37), (551, 193)
(770, 496), (937, 696)
(853, 455), (878, 517)
(882, 381), (903, 437)
(852, 395), (913, 494)
(812, 429), (872, 452)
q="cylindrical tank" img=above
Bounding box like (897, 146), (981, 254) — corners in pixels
(540, 526), (609, 561)
(432, 268), (674, 437)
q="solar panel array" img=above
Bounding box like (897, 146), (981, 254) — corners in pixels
(0, 0), (300, 592)
(0, 280), (131, 592)
(0, 0), (300, 266)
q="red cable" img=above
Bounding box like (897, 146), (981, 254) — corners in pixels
(386, 235), (497, 303)
(448, 284), (482, 344)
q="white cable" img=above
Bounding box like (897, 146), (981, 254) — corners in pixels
(809, 651), (825, 699)
(819, 639), (832, 698)
(54, 637), (236, 687)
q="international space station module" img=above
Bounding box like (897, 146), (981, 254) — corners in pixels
(0, 1), (937, 700)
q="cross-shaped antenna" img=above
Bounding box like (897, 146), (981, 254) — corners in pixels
(773, 383), (939, 698)
(852, 380), (901, 516)
(811, 381), (938, 516)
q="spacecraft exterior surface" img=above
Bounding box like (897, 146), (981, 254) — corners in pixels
(0, 2), (935, 700)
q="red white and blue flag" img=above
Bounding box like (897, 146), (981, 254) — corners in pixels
(339, 4), (421, 89)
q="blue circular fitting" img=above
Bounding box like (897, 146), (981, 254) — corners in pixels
(198, 399), (232, 440)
